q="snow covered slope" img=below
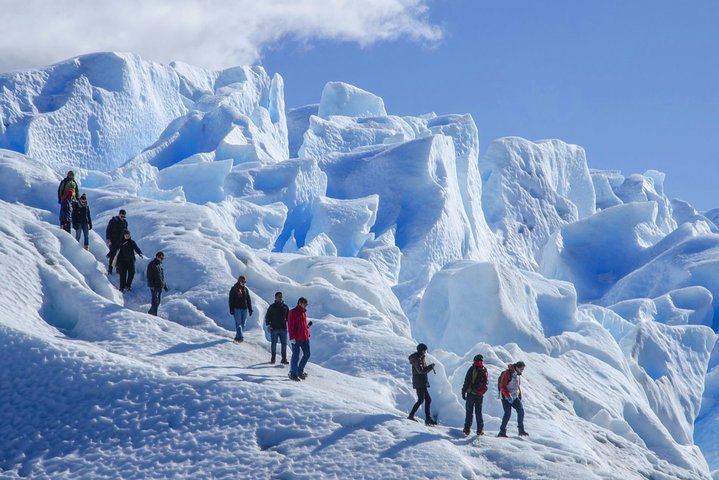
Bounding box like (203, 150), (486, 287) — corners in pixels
(1, 53), (718, 479)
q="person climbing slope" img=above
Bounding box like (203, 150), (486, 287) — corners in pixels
(408, 343), (437, 426)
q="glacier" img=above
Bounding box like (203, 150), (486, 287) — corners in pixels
(1, 52), (718, 480)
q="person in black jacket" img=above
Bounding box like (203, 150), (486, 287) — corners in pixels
(72, 194), (93, 250)
(265, 292), (290, 364)
(228, 275), (253, 343)
(115, 230), (144, 292)
(461, 354), (488, 436)
(408, 343), (437, 425)
(146, 251), (168, 316)
(105, 209), (128, 274)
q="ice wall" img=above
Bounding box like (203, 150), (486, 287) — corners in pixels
(481, 137), (596, 270)
(0, 52), (186, 172)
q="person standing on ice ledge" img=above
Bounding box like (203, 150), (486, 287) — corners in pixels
(58, 188), (75, 233)
(288, 297), (312, 381)
(105, 209), (128, 274)
(229, 275), (253, 343)
(461, 354), (488, 436)
(408, 343), (437, 425)
(265, 291), (290, 364)
(72, 194), (92, 250)
(115, 230), (144, 292)
(497, 361), (528, 437)
(146, 251), (168, 316)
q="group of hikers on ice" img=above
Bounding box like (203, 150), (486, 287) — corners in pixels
(410, 343), (529, 438)
(58, 171), (167, 315)
(59, 170), (526, 436)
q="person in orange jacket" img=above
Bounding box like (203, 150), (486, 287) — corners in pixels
(498, 361), (528, 437)
(288, 297), (312, 381)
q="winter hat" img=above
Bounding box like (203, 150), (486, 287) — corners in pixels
(473, 354), (484, 363)
(79, 193), (87, 202)
(67, 170), (75, 177)
(416, 343), (428, 353)
(123, 229), (131, 235)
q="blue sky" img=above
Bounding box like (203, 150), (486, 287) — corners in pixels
(262, 0), (719, 210)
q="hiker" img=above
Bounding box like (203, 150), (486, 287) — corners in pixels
(59, 188), (74, 233)
(72, 193), (93, 250)
(498, 361), (528, 437)
(146, 251), (168, 316)
(115, 230), (144, 292)
(265, 291), (290, 364)
(228, 275), (253, 343)
(57, 170), (79, 204)
(105, 209), (128, 274)
(461, 354), (488, 436)
(288, 297), (312, 381)
(408, 343), (437, 425)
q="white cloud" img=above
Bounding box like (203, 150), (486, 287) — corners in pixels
(0, 0), (441, 71)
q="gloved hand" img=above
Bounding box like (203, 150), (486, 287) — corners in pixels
(461, 392), (467, 400)
(308, 321), (313, 327)
(249, 310), (253, 316)
(290, 339), (296, 344)
(72, 224), (78, 230)
(163, 285), (169, 292)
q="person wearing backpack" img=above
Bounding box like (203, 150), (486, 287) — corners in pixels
(408, 343), (437, 426)
(72, 193), (92, 250)
(461, 354), (488, 436)
(497, 361), (528, 437)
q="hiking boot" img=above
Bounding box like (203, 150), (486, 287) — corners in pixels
(497, 431), (508, 438)
(280, 358), (289, 365)
(462, 428), (470, 436)
(425, 418), (437, 426)
(83, 245), (89, 251)
(233, 337), (244, 343)
(407, 416), (418, 422)
(270, 356), (276, 364)
(299, 372), (308, 380)
(288, 374), (301, 381)
(477, 430), (484, 436)
(518, 430), (529, 436)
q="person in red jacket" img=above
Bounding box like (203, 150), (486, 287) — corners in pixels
(288, 297), (312, 381)
(498, 361), (528, 437)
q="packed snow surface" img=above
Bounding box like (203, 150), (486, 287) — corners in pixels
(1, 53), (718, 480)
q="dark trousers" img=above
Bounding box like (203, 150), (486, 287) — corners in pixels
(464, 394), (484, 432)
(117, 261), (135, 290)
(270, 328), (287, 359)
(500, 397), (525, 433)
(409, 387), (432, 419)
(290, 340), (310, 376)
(148, 287), (163, 315)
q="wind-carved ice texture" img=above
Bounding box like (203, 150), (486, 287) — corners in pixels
(0, 52), (718, 479)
